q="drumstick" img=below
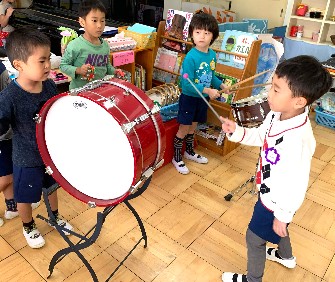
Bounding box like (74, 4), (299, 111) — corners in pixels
(183, 73), (224, 124)
(229, 83), (272, 92)
(218, 69), (271, 94)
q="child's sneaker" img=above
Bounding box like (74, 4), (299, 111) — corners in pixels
(0, 217), (4, 227)
(23, 226), (45, 249)
(222, 272), (248, 282)
(266, 246), (296, 268)
(49, 218), (73, 236)
(172, 159), (190, 175)
(184, 151), (208, 164)
(4, 201), (41, 220)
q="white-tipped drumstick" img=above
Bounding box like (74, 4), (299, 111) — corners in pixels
(183, 73), (223, 123)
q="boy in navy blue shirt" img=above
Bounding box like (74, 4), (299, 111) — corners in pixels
(0, 28), (73, 248)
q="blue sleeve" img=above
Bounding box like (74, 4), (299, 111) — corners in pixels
(181, 55), (205, 95)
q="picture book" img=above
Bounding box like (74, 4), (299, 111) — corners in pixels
(162, 9), (193, 53)
(217, 30), (258, 69)
(154, 47), (178, 72)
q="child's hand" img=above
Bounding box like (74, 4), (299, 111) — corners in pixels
(273, 217), (288, 237)
(206, 88), (220, 100)
(220, 116), (236, 134)
(220, 83), (230, 94)
(76, 64), (92, 76)
(114, 69), (125, 78)
(6, 7), (14, 17)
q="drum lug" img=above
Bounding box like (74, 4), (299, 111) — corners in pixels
(87, 201), (96, 208)
(151, 104), (161, 114)
(130, 167), (155, 194)
(45, 166), (53, 175)
(121, 113), (150, 133)
(34, 114), (41, 124)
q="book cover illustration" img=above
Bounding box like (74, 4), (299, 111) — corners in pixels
(214, 71), (238, 104)
(154, 47), (178, 72)
(217, 30), (258, 69)
(162, 9), (193, 53)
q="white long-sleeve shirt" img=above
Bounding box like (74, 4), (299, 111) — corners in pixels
(228, 107), (315, 223)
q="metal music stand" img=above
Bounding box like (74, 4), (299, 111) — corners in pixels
(37, 177), (152, 282)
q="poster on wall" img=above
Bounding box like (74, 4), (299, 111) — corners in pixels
(162, 9), (193, 53)
(217, 30), (258, 69)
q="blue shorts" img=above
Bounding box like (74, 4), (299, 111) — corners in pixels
(177, 94), (209, 125)
(0, 139), (13, 177)
(13, 165), (56, 203)
(248, 198), (281, 244)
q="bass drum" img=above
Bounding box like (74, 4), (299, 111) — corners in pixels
(36, 78), (166, 206)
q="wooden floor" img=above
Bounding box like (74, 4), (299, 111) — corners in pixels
(0, 112), (334, 282)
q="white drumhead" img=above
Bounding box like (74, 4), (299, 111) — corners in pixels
(44, 95), (135, 200)
(148, 92), (163, 105)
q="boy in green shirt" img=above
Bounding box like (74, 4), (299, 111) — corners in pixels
(60, 0), (117, 90)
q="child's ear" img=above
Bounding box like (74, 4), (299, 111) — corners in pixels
(12, 59), (22, 71)
(79, 17), (85, 28)
(295, 96), (307, 109)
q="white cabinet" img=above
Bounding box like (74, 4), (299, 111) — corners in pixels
(286, 0), (335, 45)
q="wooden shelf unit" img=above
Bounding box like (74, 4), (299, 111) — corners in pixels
(155, 20), (261, 156)
(110, 47), (154, 90)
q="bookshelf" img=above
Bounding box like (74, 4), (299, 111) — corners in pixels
(109, 47), (154, 90)
(154, 20), (262, 156)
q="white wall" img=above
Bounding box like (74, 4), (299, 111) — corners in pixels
(164, 0), (288, 29)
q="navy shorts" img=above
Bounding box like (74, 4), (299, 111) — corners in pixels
(13, 165), (56, 203)
(177, 94), (209, 125)
(248, 198), (281, 244)
(0, 139), (13, 177)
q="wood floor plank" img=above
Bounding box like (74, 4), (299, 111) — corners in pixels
(307, 179), (335, 210)
(153, 249), (222, 282)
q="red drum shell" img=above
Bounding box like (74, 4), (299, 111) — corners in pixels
(36, 79), (166, 206)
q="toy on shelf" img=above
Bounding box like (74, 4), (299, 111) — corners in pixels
(58, 26), (78, 55)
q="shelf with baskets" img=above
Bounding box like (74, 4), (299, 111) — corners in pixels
(154, 20), (262, 156)
(109, 27), (157, 90)
(285, 0), (335, 45)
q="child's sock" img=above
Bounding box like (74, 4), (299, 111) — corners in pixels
(23, 219), (36, 233)
(185, 133), (195, 156)
(173, 136), (184, 162)
(5, 198), (17, 212)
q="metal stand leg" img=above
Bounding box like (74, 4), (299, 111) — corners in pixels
(38, 177), (152, 282)
(224, 149), (261, 201)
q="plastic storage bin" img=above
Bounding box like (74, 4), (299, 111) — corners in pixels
(315, 107), (335, 130)
(118, 27), (156, 49)
(160, 103), (178, 122)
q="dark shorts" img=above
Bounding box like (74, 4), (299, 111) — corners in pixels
(13, 165), (56, 203)
(0, 139), (13, 176)
(248, 198), (281, 244)
(177, 94), (209, 125)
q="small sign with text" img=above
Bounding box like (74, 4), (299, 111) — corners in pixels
(112, 50), (135, 67)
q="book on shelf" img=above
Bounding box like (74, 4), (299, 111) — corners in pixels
(217, 30), (258, 69)
(154, 47), (179, 71)
(153, 69), (178, 84)
(134, 64), (146, 91)
(162, 9), (193, 53)
(214, 71), (238, 104)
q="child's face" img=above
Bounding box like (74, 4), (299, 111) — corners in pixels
(192, 29), (213, 52)
(267, 74), (306, 119)
(18, 46), (51, 82)
(79, 9), (106, 41)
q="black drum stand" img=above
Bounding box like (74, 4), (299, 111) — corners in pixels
(37, 178), (152, 282)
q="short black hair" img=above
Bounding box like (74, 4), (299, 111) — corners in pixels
(275, 55), (332, 105)
(79, 0), (107, 18)
(188, 12), (219, 45)
(6, 28), (51, 64)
